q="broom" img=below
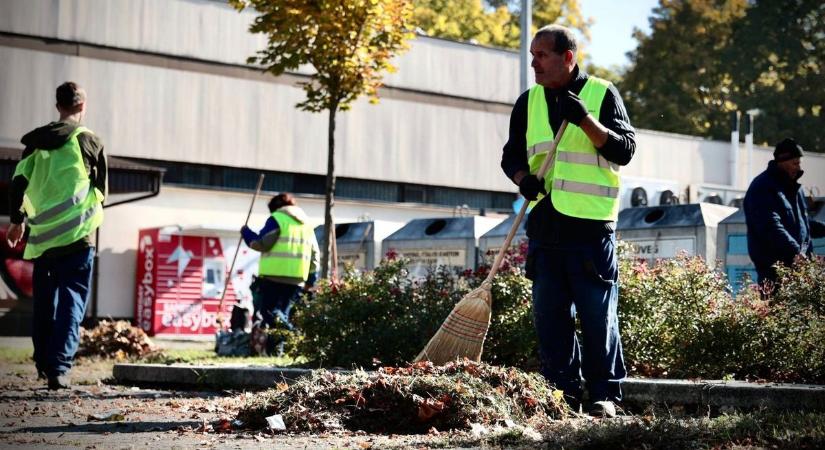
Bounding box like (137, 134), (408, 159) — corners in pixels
(414, 121), (569, 365)
(216, 173), (266, 330)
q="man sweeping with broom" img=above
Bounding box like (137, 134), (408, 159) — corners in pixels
(500, 25), (636, 418)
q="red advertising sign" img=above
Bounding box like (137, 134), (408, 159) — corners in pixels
(135, 228), (241, 336)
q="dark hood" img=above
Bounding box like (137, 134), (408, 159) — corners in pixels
(20, 120), (81, 150)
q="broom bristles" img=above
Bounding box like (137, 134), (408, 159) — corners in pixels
(414, 284), (492, 365)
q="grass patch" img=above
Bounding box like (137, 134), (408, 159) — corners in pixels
(236, 359), (569, 434)
(140, 348), (304, 367)
(0, 346), (32, 364)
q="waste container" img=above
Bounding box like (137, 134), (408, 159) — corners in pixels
(381, 216), (503, 278)
(617, 203), (737, 269)
(811, 198), (825, 256)
(716, 208), (757, 292)
(314, 221), (404, 273)
(478, 215), (527, 264)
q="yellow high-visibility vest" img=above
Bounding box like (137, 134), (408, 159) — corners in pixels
(258, 211), (314, 280)
(526, 77), (621, 221)
(13, 126), (104, 259)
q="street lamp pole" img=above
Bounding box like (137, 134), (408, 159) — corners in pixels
(519, 0), (532, 93)
(730, 111), (740, 188)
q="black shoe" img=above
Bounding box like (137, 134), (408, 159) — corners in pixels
(37, 370), (47, 380)
(47, 375), (70, 390)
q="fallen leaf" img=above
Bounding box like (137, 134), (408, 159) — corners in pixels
(213, 418), (232, 433)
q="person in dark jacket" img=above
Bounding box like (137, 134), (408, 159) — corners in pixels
(743, 138), (813, 290)
(7, 82), (107, 390)
(500, 25), (635, 418)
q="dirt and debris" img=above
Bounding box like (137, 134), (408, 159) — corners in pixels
(236, 359), (570, 434)
(77, 320), (160, 360)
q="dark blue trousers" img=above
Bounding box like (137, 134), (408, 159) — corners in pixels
(255, 278), (302, 330)
(31, 247), (95, 377)
(528, 236), (626, 403)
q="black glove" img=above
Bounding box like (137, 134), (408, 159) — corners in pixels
(559, 90), (588, 126)
(518, 174), (546, 201)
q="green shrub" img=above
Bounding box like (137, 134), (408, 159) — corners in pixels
(293, 238), (824, 382)
(618, 247), (737, 377)
(293, 244), (537, 368)
(470, 241), (538, 369)
(761, 258), (825, 382)
(619, 246), (825, 383)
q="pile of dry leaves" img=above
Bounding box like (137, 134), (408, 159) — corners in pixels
(77, 320), (158, 360)
(237, 359), (569, 434)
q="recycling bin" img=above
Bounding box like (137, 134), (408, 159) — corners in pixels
(716, 208), (758, 292)
(477, 214), (527, 264)
(314, 221), (404, 273)
(617, 203), (737, 269)
(381, 216), (503, 278)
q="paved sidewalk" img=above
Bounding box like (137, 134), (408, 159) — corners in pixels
(114, 363), (825, 412)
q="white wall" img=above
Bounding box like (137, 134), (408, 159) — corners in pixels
(98, 186), (505, 317)
(0, 46), (514, 192)
(0, 0), (520, 103)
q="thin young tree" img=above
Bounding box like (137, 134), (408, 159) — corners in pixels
(230, 0), (414, 278)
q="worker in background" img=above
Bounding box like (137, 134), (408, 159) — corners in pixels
(242, 193), (319, 331)
(500, 25), (636, 418)
(7, 81), (107, 390)
(743, 138), (813, 292)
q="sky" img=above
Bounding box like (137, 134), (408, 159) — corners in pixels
(577, 0), (659, 69)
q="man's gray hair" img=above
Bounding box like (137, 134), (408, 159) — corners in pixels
(534, 25), (577, 55)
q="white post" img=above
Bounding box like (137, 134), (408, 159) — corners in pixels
(730, 111), (740, 188)
(744, 113), (753, 186)
(519, 0), (532, 93)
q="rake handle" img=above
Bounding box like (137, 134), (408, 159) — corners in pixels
(217, 173), (266, 327)
(485, 121), (568, 283)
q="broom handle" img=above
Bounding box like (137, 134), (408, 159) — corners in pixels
(217, 173), (266, 326)
(484, 121), (568, 283)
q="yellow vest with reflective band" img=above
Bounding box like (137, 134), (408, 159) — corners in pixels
(526, 77), (621, 221)
(13, 126), (104, 260)
(258, 211), (314, 280)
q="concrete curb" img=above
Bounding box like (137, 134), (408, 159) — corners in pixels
(622, 378), (825, 411)
(113, 364), (825, 411)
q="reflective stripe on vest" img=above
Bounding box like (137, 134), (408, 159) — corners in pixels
(258, 211), (314, 280)
(13, 126), (104, 259)
(525, 76), (621, 221)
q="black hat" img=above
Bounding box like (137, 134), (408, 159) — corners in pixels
(773, 138), (804, 162)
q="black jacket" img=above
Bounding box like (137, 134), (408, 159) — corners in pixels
(9, 120), (107, 258)
(743, 160), (812, 271)
(500, 66), (636, 245)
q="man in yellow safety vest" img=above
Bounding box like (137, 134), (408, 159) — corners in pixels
(500, 25), (636, 418)
(7, 82), (107, 390)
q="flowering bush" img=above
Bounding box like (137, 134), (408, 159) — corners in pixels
(293, 243), (536, 368)
(293, 238), (824, 383)
(619, 246), (825, 383)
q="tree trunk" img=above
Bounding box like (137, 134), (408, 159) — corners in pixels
(321, 105), (338, 279)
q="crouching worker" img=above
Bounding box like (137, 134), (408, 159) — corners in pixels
(242, 193), (318, 333)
